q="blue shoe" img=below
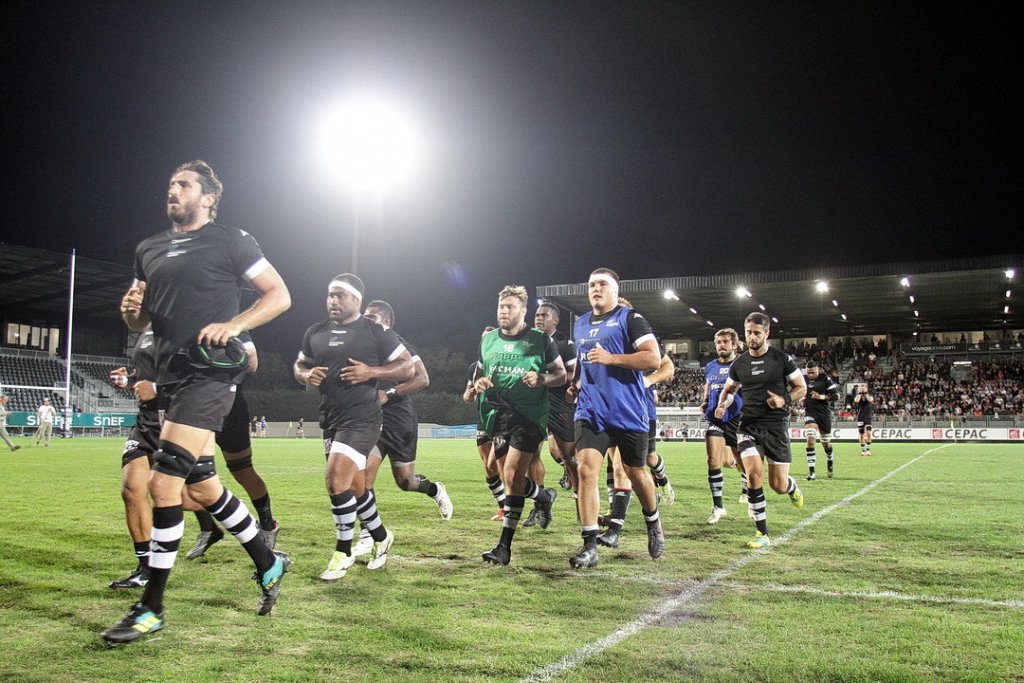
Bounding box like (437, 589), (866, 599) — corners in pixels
(255, 551), (291, 616)
(101, 602), (164, 643)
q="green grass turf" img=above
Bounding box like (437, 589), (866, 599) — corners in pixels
(0, 438), (1021, 682)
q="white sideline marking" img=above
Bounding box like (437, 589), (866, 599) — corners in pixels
(519, 444), (953, 683)
(718, 581), (1024, 609)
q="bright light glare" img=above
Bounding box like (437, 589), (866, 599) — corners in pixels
(689, 307), (698, 315)
(1007, 269), (1016, 279)
(900, 277), (910, 287)
(832, 299), (839, 307)
(663, 289), (680, 301)
(316, 98), (420, 193)
(1005, 305), (1011, 314)
(909, 295), (915, 303)
(758, 304), (766, 311)
(815, 281), (829, 293)
(706, 320), (714, 326)
(1006, 290), (1012, 299)
(771, 317), (779, 323)
(914, 310), (920, 317)
(735, 287), (752, 298)
(841, 313), (847, 320)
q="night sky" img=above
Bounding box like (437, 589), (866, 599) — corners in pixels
(3, 2), (1021, 355)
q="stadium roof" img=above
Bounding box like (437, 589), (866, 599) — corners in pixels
(537, 255), (1024, 340)
(0, 244), (132, 325)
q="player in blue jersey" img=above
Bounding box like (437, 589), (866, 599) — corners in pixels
(569, 268), (664, 569)
(700, 328), (745, 525)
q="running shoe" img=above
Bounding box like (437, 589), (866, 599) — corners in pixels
(320, 551), (355, 581)
(185, 527), (223, 560)
(433, 482), (453, 520)
(367, 529), (395, 570)
(108, 567), (149, 590)
(706, 507), (727, 525)
(101, 602), (164, 643)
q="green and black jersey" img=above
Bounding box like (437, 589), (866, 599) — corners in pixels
(477, 326), (560, 437)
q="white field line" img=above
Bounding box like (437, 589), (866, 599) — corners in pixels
(519, 443), (953, 683)
(717, 581), (1024, 609)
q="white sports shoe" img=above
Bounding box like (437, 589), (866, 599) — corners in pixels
(367, 529), (395, 570)
(660, 482), (676, 506)
(433, 482), (454, 520)
(706, 507), (727, 525)
(320, 551), (354, 581)
(352, 529), (373, 558)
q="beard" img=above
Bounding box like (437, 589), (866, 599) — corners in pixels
(167, 201), (199, 227)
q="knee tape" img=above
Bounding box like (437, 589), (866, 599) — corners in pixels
(153, 442), (197, 479)
(185, 456), (217, 485)
(225, 454), (253, 473)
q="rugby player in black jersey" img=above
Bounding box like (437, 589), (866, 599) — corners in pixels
(853, 384), (875, 456)
(715, 313), (806, 549)
(347, 301), (453, 557)
(186, 334), (281, 558)
(803, 361), (840, 479)
(103, 160), (292, 643)
(522, 301), (577, 529)
(107, 330), (162, 590)
(462, 332), (507, 521)
(294, 275), (414, 581)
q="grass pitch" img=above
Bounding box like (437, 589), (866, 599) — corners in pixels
(1, 438), (1021, 682)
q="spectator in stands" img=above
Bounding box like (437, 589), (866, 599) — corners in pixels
(34, 397), (57, 447)
(0, 395), (21, 451)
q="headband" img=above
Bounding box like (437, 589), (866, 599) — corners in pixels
(329, 280), (363, 300)
(589, 273), (619, 292)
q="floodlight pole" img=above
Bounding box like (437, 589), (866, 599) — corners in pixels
(62, 249), (76, 439)
(351, 194), (361, 274)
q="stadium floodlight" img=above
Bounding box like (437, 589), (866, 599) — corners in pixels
(831, 299), (839, 307)
(688, 307), (698, 315)
(914, 310), (920, 317)
(841, 313), (847, 320)
(316, 97), (420, 194)
(900, 277), (911, 287)
(909, 295), (915, 303)
(758, 303), (766, 311)
(663, 289), (680, 301)
(706, 320), (714, 326)
(1006, 269), (1016, 279)
(1006, 290), (1012, 299)
(1005, 305), (1011, 314)
(815, 281), (829, 293)
(771, 316), (779, 323)
(735, 287), (752, 298)
(315, 97), (421, 273)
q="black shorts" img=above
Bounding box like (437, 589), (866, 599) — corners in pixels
(216, 389), (252, 454)
(706, 417), (740, 448)
(647, 419), (658, 453)
(476, 428), (492, 447)
(575, 420), (649, 468)
(163, 376), (237, 433)
(490, 410), (545, 459)
(120, 424), (158, 467)
(376, 428), (417, 465)
(547, 410), (575, 444)
(804, 410), (833, 437)
(322, 420), (382, 466)
(737, 422), (792, 464)
(857, 421), (872, 434)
